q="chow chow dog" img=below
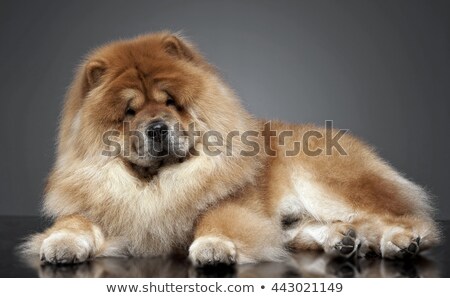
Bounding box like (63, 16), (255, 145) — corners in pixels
(23, 32), (439, 266)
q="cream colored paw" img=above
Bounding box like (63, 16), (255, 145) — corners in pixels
(189, 236), (237, 266)
(323, 224), (360, 258)
(40, 230), (96, 264)
(380, 227), (420, 259)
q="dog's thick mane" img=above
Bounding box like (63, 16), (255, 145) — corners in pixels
(40, 32), (262, 256)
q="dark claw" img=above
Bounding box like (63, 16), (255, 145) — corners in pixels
(396, 238), (420, 259)
(340, 245), (355, 255)
(407, 243), (418, 254)
(342, 237), (354, 246)
(347, 229), (357, 238)
(335, 229), (358, 257)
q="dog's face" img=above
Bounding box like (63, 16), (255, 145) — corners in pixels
(69, 33), (222, 177)
(105, 81), (193, 177)
(59, 32), (254, 180)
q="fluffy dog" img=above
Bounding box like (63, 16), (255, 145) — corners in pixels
(23, 32), (439, 266)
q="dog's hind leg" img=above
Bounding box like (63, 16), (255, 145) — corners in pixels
(288, 220), (361, 258)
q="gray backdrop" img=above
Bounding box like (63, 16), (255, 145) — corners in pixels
(1, 0), (449, 219)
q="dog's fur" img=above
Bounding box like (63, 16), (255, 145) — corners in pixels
(23, 32), (440, 265)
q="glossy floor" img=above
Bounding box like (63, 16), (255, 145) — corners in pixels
(1, 216), (448, 278)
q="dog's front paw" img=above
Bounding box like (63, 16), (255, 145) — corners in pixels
(189, 236), (237, 266)
(40, 231), (96, 264)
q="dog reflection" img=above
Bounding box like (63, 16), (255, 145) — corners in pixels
(26, 256), (190, 278)
(286, 251), (439, 278)
(24, 252), (438, 278)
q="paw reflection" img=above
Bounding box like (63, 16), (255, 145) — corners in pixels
(287, 251), (439, 278)
(23, 251), (438, 278)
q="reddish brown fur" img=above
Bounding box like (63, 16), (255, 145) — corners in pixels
(23, 32), (439, 265)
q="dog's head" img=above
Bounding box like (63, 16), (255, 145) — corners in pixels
(59, 32), (251, 177)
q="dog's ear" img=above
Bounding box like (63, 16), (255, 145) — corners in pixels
(162, 35), (197, 61)
(85, 60), (107, 90)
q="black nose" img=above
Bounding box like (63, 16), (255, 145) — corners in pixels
(146, 121), (169, 142)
